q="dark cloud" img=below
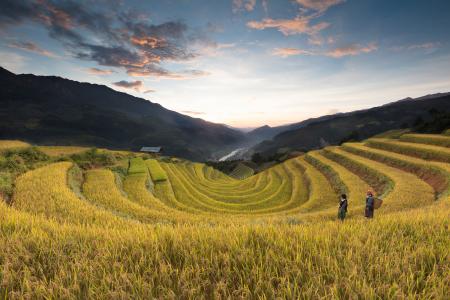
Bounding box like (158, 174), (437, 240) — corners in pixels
(0, 0), (211, 79)
(0, 1), (36, 27)
(112, 80), (143, 91)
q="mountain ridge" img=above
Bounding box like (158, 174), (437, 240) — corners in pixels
(0, 67), (246, 161)
(250, 93), (450, 157)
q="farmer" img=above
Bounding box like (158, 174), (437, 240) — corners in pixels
(365, 190), (375, 218)
(338, 194), (348, 221)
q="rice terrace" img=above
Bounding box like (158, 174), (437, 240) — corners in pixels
(1, 131), (449, 298)
(1, 0), (450, 299)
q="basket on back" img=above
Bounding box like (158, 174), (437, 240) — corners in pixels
(374, 198), (383, 209)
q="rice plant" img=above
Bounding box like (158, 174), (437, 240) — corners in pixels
(147, 159), (168, 181)
(1, 133), (449, 298)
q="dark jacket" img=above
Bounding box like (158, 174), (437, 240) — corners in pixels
(366, 196), (374, 209)
(339, 198), (348, 212)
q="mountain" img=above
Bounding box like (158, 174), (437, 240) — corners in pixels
(251, 94), (450, 157)
(247, 114), (341, 144)
(0, 67), (246, 161)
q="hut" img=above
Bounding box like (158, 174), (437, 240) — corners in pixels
(140, 146), (162, 157)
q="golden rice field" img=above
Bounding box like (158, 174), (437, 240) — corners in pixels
(37, 145), (91, 156)
(0, 133), (449, 299)
(0, 140), (30, 151)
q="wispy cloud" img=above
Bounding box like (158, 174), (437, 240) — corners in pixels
(408, 42), (439, 50)
(262, 0), (269, 14)
(144, 89), (156, 93)
(127, 68), (210, 80)
(295, 0), (345, 12)
(232, 0), (257, 13)
(272, 47), (312, 57)
(181, 110), (206, 115)
(247, 0), (344, 45)
(8, 41), (56, 57)
(271, 43), (377, 58)
(112, 80), (143, 91)
(325, 43), (377, 57)
(86, 67), (115, 75)
(308, 35), (336, 45)
(198, 42), (237, 57)
(247, 15), (329, 36)
(390, 42), (440, 53)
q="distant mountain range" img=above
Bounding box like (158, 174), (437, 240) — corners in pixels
(249, 93), (450, 158)
(247, 114), (341, 144)
(0, 67), (246, 161)
(1, 66), (449, 162)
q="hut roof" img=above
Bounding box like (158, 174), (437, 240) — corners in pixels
(140, 146), (162, 153)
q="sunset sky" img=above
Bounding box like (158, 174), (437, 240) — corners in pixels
(1, 0), (450, 128)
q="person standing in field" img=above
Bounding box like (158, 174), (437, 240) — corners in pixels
(338, 194), (348, 221)
(365, 190), (375, 218)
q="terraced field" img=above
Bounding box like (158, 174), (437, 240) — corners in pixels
(1, 133), (449, 298)
(229, 163), (255, 179)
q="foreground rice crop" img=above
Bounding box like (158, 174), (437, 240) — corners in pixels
(1, 133), (449, 298)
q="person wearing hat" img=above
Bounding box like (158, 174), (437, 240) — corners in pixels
(365, 190), (375, 218)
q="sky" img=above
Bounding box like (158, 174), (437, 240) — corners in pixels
(1, 0), (450, 128)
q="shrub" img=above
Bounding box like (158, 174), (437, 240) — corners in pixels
(70, 148), (117, 169)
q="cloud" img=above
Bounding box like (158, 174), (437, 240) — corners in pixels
(247, 0), (344, 39)
(0, 0), (211, 80)
(86, 67), (114, 75)
(325, 43), (377, 57)
(144, 89), (156, 93)
(247, 15), (329, 36)
(217, 43), (236, 49)
(408, 42), (440, 51)
(262, 0), (269, 14)
(8, 41), (56, 57)
(272, 47), (312, 57)
(112, 80), (143, 91)
(272, 43), (377, 58)
(295, 0), (345, 12)
(308, 34), (335, 45)
(181, 110), (206, 115)
(232, 0), (257, 13)
(198, 42), (237, 57)
(183, 69), (211, 77)
(126, 66), (210, 80)
(390, 42), (440, 53)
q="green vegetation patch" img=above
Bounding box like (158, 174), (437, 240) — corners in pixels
(128, 157), (148, 175)
(146, 159), (168, 182)
(70, 148), (117, 169)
